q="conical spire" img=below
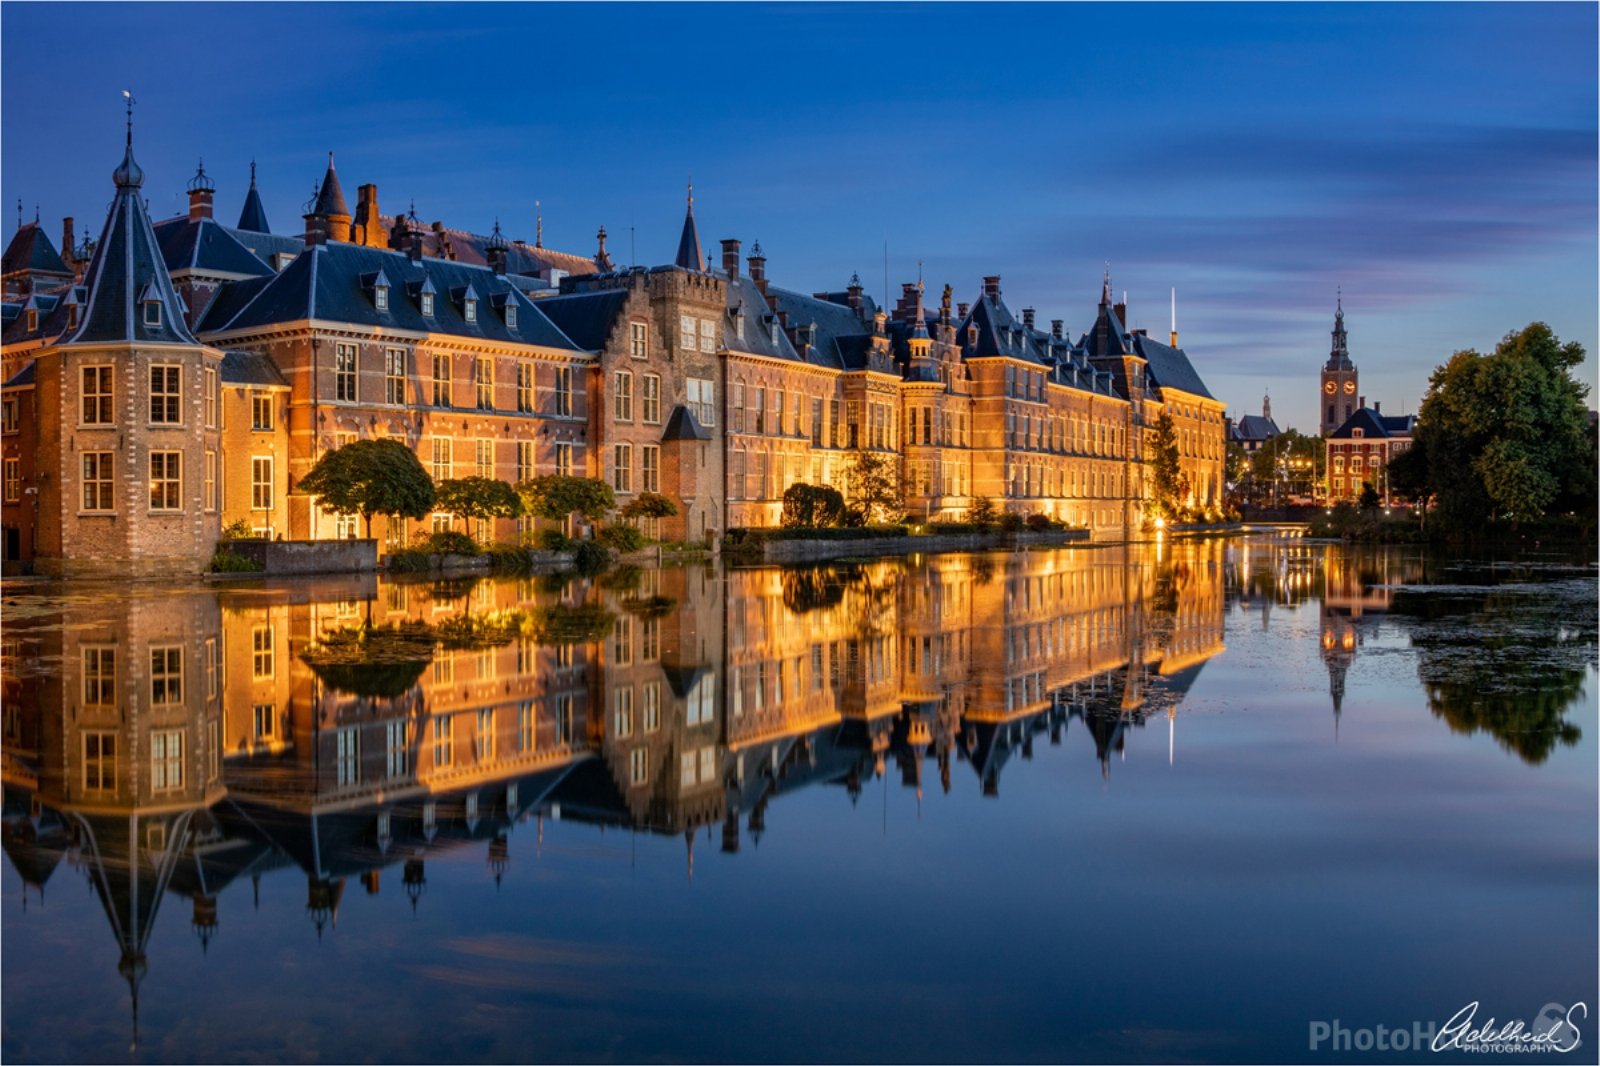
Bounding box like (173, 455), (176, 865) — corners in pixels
(312, 152), (349, 218)
(237, 161), (270, 233)
(1327, 289), (1351, 368)
(674, 179), (703, 271)
(1100, 263), (1112, 307)
(113, 91), (143, 190)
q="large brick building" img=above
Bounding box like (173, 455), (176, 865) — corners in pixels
(2, 127), (1228, 575)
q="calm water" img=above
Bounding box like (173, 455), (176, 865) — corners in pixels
(1, 535), (1595, 1064)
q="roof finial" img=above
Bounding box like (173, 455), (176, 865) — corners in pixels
(122, 89), (135, 149)
(14, 199), (20, 231)
(1336, 286), (1343, 314)
(328, 150), (335, 168)
(33, 204), (39, 225)
(1101, 262), (1112, 305)
(687, 176), (694, 215)
(535, 200), (542, 248)
(249, 160), (257, 188)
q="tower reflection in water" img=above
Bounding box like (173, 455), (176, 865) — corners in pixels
(2, 541), (1229, 1045)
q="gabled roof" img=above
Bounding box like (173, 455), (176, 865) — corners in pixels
(725, 275), (819, 366)
(153, 216), (275, 278)
(237, 163), (271, 233)
(219, 349), (289, 387)
(1078, 292), (1132, 360)
(65, 137), (200, 347)
(1, 223), (72, 280)
(959, 287), (1050, 365)
(1328, 407), (1415, 440)
(1233, 414), (1280, 442)
(197, 241), (587, 352)
(662, 404), (711, 441)
(532, 289), (630, 350)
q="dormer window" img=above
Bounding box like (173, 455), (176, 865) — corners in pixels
(375, 284), (389, 311)
(25, 310), (37, 332)
(504, 304), (517, 329)
(464, 298), (477, 324)
(143, 300), (162, 328)
(1352, 428), (1364, 439)
(67, 304), (78, 330)
(421, 292), (435, 317)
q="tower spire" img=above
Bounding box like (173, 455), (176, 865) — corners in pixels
(535, 200), (542, 248)
(673, 179), (704, 271)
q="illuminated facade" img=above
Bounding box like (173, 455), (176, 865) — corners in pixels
(2, 128), (1228, 574)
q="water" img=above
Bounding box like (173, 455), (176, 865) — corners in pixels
(2, 535), (1594, 1064)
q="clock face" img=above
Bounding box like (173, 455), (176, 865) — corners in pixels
(1324, 380), (1336, 394)
(1344, 381), (1356, 394)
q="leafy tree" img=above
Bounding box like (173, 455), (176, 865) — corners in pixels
(516, 475), (615, 523)
(434, 477), (522, 536)
(841, 449), (902, 526)
(1412, 323), (1591, 525)
(965, 496), (999, 526)
(620, 492), (679, 521)
(1358, 481), (1381, 511)
(298, 438), (436, 539)
(1149, 411), (1186, 518)
(781, 483), (847, 528)
(1386, 437), (1430, 510)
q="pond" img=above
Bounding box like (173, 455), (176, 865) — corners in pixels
(1, 534), (1594, 1064)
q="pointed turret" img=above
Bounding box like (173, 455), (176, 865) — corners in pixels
(304, 152), (351, 243)
(237, 162), (270, 232)
(674, 181), (703, 271)
(65, 107), (198, 346)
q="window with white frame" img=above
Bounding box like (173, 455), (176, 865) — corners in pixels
(516, 360), (534, 413)
(432, 352), (452, 407)
(385, 347), (406, 404)
(505, 303), (517, 329)
(203, 367), (218, 428)
(83, 646), (116, 706)
(643, 682), (660, 731)
(614, 371), (633, 422)
(641, 444), (659, 494)
(251, 391), (273, 431)
(421, 291), (435, 317)
(1, 396), (17, 434)
(336, 727), (360, 786)
(251, 457), (273, 510)
(555, 366), (572, 416)
(699, 318), (716, 352)
(151, 646), (183, 704)
(475, 707), (494, 762)
(476, 439), (494, 478)
(432, 437), (451, 481)
(432, 716), (453, 768)
(386, 720), (409, 778)
(687, 377), (714, 426)
(252, 625), (273, 678)
(612, 443), (632, 493)
(475, 356), (494, 410)
(630, 748), (648, 786)
(680, 314), (695, 350)
(149, 451), (182, 511)
(150, 729), (184, 791)
(82, 451), (114, 512)
(516, 440), (535, 483)
(555, 442), (573, 477)
(613, 686), (634, 738)
(630, 321), (648, 359)
(2, 459), (17, 503)
(612, 615), (633, 666)
(83, 732), (116, 791)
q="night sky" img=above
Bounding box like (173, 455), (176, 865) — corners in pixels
(3, 2), (1594, 433)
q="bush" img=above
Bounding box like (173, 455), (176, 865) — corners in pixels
(420, 530), (480, 556)
(1023, 513), (1056, 532)
(535, 529), (574, 552)
(998, 512), (1025, 533)
(208, 548), (263, 573)
(597, 525), (647, 552)
(781, 483), (847, 528)
(621, 492), (679, 521)
(486, 544), (537, 573)
(387, 549), (433, 573)
(571, 540), (612, 574)
(966, 497), (999, 526)
(219, 518), (259, 542)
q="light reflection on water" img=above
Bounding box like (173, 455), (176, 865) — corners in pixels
(1, 535), (1594, 1064)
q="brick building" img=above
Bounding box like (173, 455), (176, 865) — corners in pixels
(2, 126), (1229, 575)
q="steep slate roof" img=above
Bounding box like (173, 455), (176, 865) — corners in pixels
(0, 284), (87, 346)
(724, 275), (820, 366)
(674, 197), (704, 272)
(1232, 414), (1280, 442)
(219, 349), (289, 387)
(153, 216), (275, 278)
(198, 241), (587, 352)
(237, 163), (271, 233)
(766, 284), (876, 371)
(1328, 407), (1416, 440)
(65, 137), (200, 346)
(311, 155), (349, 217)
(1129, 333), (1214, 401)
(1, 223), (73, 280)
(531, 289), (629, 350)
(378, 216), (602, 279)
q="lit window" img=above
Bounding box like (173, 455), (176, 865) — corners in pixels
(642, 374), (660, 424)
(465, 298), (478, 324)
(251, 457), (273, 510)
(252, 625), (274, 678)
(82, 452), (114, 511)
(149, 365), (181, 424)
(432, 437), (451, 481)
(385, 348), (406, 405)
(421, 292), (435, 317)
(204, 450), (217, 512)
(554, 442), (573, 478)
(516, 440), (535, 483)
(475, 438), (493, 478)
(251, 392), (274, 430)
(150, 728), (184, 790)
(148, 451), (182, 511)
(431, 352), (452, 407)
(150, 646), (183, 704)
(25, 309), (37, 332)
(475, 356), (494, 410)
(374, 284), (389, 311)
(335, 343), (357, 402)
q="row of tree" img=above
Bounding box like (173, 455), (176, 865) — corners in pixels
(294, 439), (676, 542)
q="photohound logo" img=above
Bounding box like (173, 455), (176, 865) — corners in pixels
(1309, 1002), (1587, 1054)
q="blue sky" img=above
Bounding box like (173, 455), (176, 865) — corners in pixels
(3, 2), (1594, 432)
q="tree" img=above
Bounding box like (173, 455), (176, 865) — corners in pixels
(1149, 411), (1186, 519)
(516, 475), (615, 523)
(620, 492), (679, 522)
(965, 496), (999, 526)
(1358, 481), (1381, 511)
(434, 477), (522, 537)
(298, 438), (436, 539)
(1412, 323), (1591, 525)
(781, 483), (846, 528)
(840, 449), (902, 526)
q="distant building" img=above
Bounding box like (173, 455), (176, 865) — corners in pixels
(1319, 296), (1358, 437)
(1324, 404), (1415, 503)
(1229, 392), (1281, 453)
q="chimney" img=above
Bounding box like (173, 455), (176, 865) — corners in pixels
(747, 241), (767, 295)
(1113, 300), (1128, 326)
(1359, 395), (1366, 409)
(303, 212), (326, 246)
(720, 238), (740, 278)
(187, 161), (216, 222)
(61, 217), (75, 264)
(353, 184), (384, 248)
(1051, 319), (1063, 340)
(894, 282), (918, 322)
(1022, 307), (1035, 331)
(1374, 401), (1381, 413)
(846, 272), (863, 315)
(408, 228), (424, 263)
(957, 302), (969, 319)
(431, 221), (455, 261)
(982, 275), (1001, 299)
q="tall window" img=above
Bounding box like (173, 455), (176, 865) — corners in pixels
(149, 452), (182, 511)
(431, 438), (451, 481)
(630, 321), (648, 359)
(475, 707), (494, 762)
(700, 319), (717, 353)
(642, 374), (661, 424)
(516, 441), (535, 483)
(1, 396), (17, 434)
(251, 392), (273, 430)
(432, 352), (452, 407)
(613, 687), (634, 738)
(252, 625), (274, 678)
(251, 457), (273, 511)
(254, 703), (277, 742)
(2, 459), (17, 503)
(204, 450), (217, 512)
(680, 314), (695, 351)
(204, 367), (218, 428)
(614, 371), (633, 422)
(386, 720), (409, 778)
(516, 360), (534, 413)
(335, 343), (357, 402)
(385, 347), (406, 405)
(731, 383), (745, 433)
(475, 439), (493, 478)
(150, 729), (184, 791)
(83, 733), (116, 791)
(555, 366), (572, 416)
(518, 702), (535, 753)
(83, 646), (116, 705)
(642, 445), (660, 493)
(82, 452), (114, 512)
(613, 443), (632, 493)
(336, 728), (360, 787)
(642, 682), (661, 732)
(753, 387), (766, 434)
(151, 646), (183, 704)
(555, 442), (573, 478)
(149, 365), (181, 424)
(811, 398), (823, 445)
(475, 356), (494, 410)
(432, 716), (453, 768)
(774, 391), (785, 436)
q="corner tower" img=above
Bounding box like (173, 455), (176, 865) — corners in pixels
(1319, 293), (1357, 436)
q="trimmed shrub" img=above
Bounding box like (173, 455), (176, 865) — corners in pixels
(420, 530), (479, 556)
(535, 529), (574, 552)
(572, 540), (612, 574)
(597, 525), (647, 552)
(998, 512), (1025, 533)
(1023, 513), (1056, 532)
(209, 548), (263, 573)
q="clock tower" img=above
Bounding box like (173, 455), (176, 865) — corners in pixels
(1319, 294), (1357, 436)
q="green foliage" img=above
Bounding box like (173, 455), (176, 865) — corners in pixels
(433, 477), (522, 532)
(1412, 323), (1592, 525)
(1023, 513), (1058, 532)
(840, 449), (902, 526)
(300, 620), (435, 699)
(208, 548), (263, 573)
(219, 518), (259, 542)
(597, 524), (647, 552)
(386, 549), (434, 573)
(620, 492), (679, 520)
(298, 438), (436, 537)
(419, 530), (480, 556)
(965, 496), (999, 526)
(780, 565), (857, 615)
(534, 529), (575, 552)
(781, 483), (847, 528)
(571, 540), (613, 575)
(517, 475), (615, 522)
(998, 512), (1025, 533)
(1149, 411), (1186, 518)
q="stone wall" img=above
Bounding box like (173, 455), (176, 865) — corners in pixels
(229, 538), (377, 575)
(748, 527), (1091, 565)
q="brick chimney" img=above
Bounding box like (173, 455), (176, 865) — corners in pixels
(61, 217), (74, 265)
(846, 273), (864, 316)
(894, 282), (919, 323)
(982, 275), (1001, 300)
(353, 184), (384, 248)
(1022, 307), (1035, 331)
(1359, 395), (1366, 409)
(187, 161), (216, 222)
(1051, 319), (1063, 340)
(1374, 401), (1381, 413)
(747, 241), (767, 295)
(721, 238), (740, 278)
(1113, 300), (1128, 326)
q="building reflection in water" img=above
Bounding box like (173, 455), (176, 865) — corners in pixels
(1, 544), (1232, 1045)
